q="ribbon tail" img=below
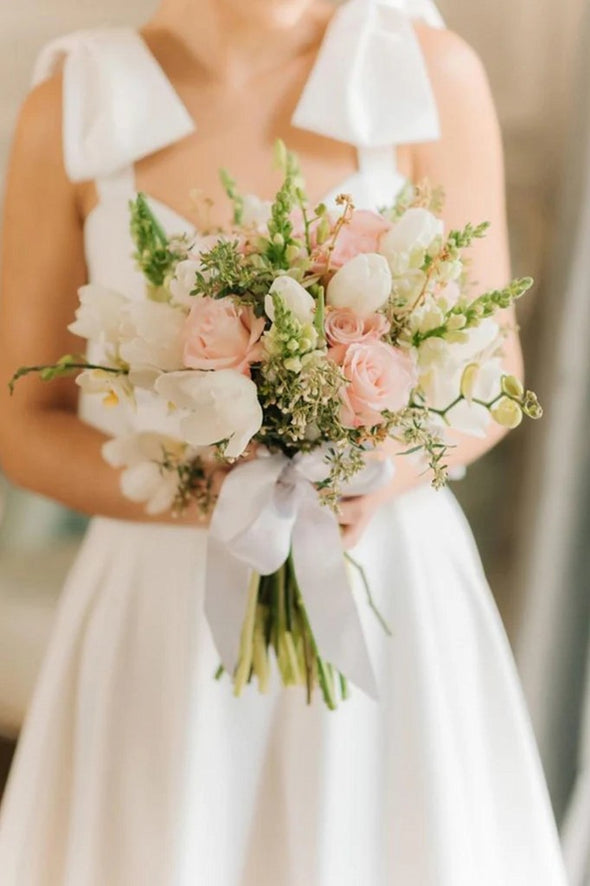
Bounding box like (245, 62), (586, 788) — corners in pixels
(291, 496), (378, 699)
(205, 535), (253, 674)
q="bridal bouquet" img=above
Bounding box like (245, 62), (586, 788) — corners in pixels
(12, 142), (541, 709)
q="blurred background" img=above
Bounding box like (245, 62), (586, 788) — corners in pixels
(1, 0), (590, 878)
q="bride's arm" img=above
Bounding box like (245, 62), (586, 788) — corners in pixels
(0, 75), (219, 524)
(340, 26), (524, 546)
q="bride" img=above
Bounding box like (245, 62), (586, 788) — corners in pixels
(0, 0), (569, 883)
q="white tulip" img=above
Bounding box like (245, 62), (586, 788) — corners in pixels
(155, 369), (263, 458)
(379, 208), (444, 265)
(68, 284), (128, 343)
(326, 253), (392, 317)
(265, 275), (316, 325)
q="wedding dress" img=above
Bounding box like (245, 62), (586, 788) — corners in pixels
(0, 2), (569, 884)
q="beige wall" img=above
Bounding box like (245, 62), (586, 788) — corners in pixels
(0, 0), (158, 193)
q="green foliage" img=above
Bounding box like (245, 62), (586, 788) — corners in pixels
(263, 144), (302, 269)
(129, 194), (182, 287)
(446, 221), (490, 250)
(158, 449), (214, 515)
(219, 169), (245, 226)
(410, 277), (534, 348)
(9, 354), (89, 394)
(191, 239), (274, 304)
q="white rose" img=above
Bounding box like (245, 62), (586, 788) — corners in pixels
(155, 369), (263, 458)
(264, 275), (316, 325)
(102, 432), (188, 515)
(242, 195), (273, 229)
(169, 259), (201, 307)
(326, 253), (392, 317)
(119, 301), (186, 372)
(68, 284), (128, 343)
(379, 208), (444, 267)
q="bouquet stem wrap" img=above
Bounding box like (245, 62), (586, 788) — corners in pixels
(205, 451), (391, 700)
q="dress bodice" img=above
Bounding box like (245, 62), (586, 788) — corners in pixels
(31, 0), (444, 437)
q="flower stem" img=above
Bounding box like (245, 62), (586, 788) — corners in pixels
(345, 552), (393, 637)
(287, 553), (338, 710)
(233, 571), (261, 696)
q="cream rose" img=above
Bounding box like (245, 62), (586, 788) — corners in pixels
(182, 297), (265, 376)
(324, 308), (389, 362)
(326, 253), (392, 317)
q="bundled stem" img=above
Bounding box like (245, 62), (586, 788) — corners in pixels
(226, 554), (351, 710)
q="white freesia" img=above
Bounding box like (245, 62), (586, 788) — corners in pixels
(326, 253), (392, 317)
(242, 194), (273, 228)
(379, 208), (444, 266)
(119, 301), (186, 373)
(155, 369), (263, 458)
(265, 275), (316, 324)
(76, 368), (134, 405)
(416, 317), (501, 371)
(102, 432), (188, 514)
(68, 284), (128, 343)
(417, 319), (505, 437)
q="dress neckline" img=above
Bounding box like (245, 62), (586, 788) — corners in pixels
(84, 17), (373, 235)
(132, 5), (344, 139)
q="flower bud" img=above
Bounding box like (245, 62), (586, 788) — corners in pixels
(491, 397), (523, 429)
(316, 218), (331, 245)
(447, 314), (467, 331)
(460, 363), (480, 402)
(523, 391), (543, 419)
(285, 244), (302, 264)
(501, 374), (524, 399)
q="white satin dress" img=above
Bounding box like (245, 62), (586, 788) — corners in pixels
(0, 3), (570, 884)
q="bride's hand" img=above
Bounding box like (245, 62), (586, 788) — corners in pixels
(338, 492), (382, 550)
(180, 445), (260, 526)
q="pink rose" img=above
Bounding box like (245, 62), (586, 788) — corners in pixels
(331, 340), (416, 429)
(325, 308), (390, 363)
(182, 297), (265, 376)
(327, 210), (392, 270)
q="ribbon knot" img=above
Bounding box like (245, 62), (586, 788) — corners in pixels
(205, 450), (393, 698)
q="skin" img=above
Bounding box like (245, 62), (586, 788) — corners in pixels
(0, 0), (521, 545)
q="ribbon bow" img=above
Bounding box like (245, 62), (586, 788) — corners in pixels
(205, 450), (394, 698)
